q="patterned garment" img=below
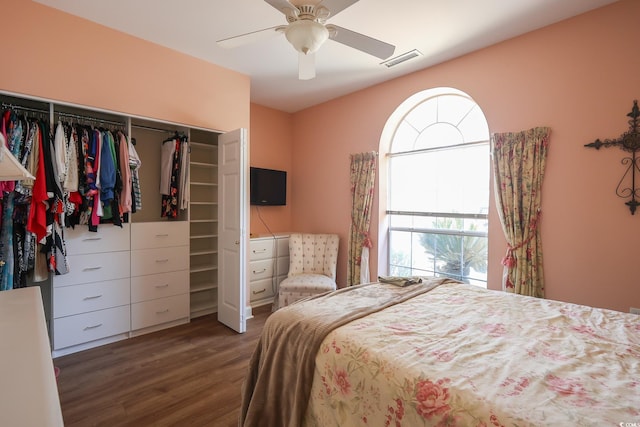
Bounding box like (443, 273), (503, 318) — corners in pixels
(128, 139), (142, 212)
(0, 193), (15, 291)
(161, 138), (182, 219)
(48, 221), (68, 275)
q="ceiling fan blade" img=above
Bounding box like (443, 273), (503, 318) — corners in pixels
(319, 0), (359, 17)
(299, 52), (316, 80)
(217, 26), (283, 49)
(329, 25), (395, 60)
(264, 0), (296, 15)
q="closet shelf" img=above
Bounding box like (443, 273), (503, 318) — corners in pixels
(190, 161), (216, 168)
(190, 234), (217, 240)
(190, 201), (217, 206)
(190, 219), (218, 224)
(191, 282), (217, 293)
(190, 264), (218, 273)
(190, 142), (216, 149)
(190, 181), (218, 187)
(190, 249), (218, 257)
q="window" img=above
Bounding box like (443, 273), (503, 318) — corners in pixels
(386, 88), (489, 286)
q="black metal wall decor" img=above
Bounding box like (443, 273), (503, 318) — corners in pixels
(585, 100), (640, 214)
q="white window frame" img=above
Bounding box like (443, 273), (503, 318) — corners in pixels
(383, 88), (490, 285)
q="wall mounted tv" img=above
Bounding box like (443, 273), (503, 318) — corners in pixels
(250, 167), (287, 206)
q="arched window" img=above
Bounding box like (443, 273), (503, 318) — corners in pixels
(385, 88), (490, 286)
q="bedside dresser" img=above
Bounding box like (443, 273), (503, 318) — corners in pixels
(248, 234), (289, 308)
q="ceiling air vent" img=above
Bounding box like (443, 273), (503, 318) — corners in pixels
(381, 49), (422, 68)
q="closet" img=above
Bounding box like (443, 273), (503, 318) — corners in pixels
(0, 92), (229, 357)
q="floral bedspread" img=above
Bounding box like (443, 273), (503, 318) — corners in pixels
(304, 281), (640, 426)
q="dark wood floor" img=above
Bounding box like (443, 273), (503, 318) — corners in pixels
(55, 305), (272, 427)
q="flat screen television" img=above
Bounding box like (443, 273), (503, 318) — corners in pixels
(250, 167), (287, 206)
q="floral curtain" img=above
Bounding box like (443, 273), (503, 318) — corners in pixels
(491, 127), (550, 297)
(347, 151), (377, 286)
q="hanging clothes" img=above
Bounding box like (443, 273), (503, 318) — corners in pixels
(26, 120), (50, 243)
(0, 110), (22, 193)
(179, 139), (189, 210)
(53, 121), (67, 184)
(16, 118), (37, 194)
(160, 135), (183, 219)
(160, 137), (176, 196)
(63, 124), (79, 192)
(100, 130), (117, 220)
(118, 131), (132, 214)
(129, 138), (142, 212)
(0, 193), (15, 291)
(0, 103), (135, 289)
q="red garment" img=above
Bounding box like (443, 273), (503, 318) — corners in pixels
(27, 125), (48, 242)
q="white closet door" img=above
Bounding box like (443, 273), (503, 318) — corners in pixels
(217, 128), (248, 333)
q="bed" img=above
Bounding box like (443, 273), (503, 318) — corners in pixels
(240, 277), (640, 426)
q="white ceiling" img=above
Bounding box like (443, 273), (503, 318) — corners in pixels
(35, 0), (618, 113)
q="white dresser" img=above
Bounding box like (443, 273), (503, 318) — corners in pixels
(52, 224), (131, 357)
(130, 221), (190, 336)
(52, 221), (190, 356)
(248, 234), (289, 308)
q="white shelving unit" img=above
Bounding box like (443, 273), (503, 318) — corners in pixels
(189, 130), (219, 318)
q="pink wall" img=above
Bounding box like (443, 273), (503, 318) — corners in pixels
(249, 104), (293, 235)
(285, 0), (640, 312)
(0, 1), (250, 132)
(7, 0), (639, 312)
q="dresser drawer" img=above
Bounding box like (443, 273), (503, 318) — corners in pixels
(131, 221), (189, 250)
(54, 251), (130, 287)
(249, 239), (275, 261)
(131, 293), (189, 330)
(249, 259), (274, 281)
(63, 224), (130, 255)
(53, 305), (130, 350)
(131, 270), (189, 303)
(131, 246), (189, 276)
(53, 278), (130, 318)
(250, 278), (275, 301)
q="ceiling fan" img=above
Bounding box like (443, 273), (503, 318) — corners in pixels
(217, 0), (395, 80)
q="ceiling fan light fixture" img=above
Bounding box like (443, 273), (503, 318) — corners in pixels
(284, 20), (328, 54)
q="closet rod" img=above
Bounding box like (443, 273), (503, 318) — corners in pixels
(1, 103), (49, 115)
(131, 123), (180, 133)
(57, 111), (125, 127)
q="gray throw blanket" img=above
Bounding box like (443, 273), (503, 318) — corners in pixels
(239, 277), (453, 427)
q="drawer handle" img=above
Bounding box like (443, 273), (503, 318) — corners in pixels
(83, 266), (102, 271)
(253, 288), (266, 295)
(155, 284), (170, 289)
(155, 233), (169, 238)
(82, 237), (102, 241)
(253, 268), (267, 274)
(156, 309), (170, 314)
(155, 259), (169, 263)
(83, 323), (103, 330)
(83, 294), (103, 300)
(253, 248), (267, 254)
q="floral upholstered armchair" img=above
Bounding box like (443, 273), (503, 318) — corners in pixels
(278, 233), (339, 308)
